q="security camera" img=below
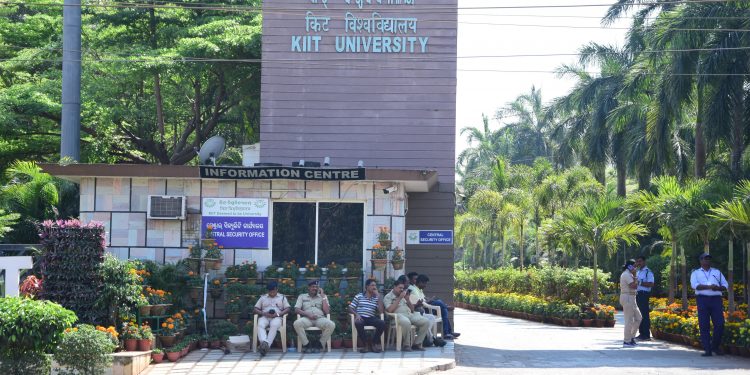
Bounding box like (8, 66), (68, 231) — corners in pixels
(383, 186), (397, 194)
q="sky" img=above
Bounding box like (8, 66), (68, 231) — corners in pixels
(456, 0), (631, 160)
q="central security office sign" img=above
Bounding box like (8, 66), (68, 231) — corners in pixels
(406, 230), (453, 245)
(200, 166), (365, 181)
(202, 198), (269, 249)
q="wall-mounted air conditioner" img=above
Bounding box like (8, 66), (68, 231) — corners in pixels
(147, 195), (186, 220)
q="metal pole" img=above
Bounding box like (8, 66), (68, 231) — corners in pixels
(61, 0), (81, 161)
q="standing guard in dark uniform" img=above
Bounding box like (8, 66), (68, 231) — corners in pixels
(690, 253), (728, 357)
(635, 256), (654, 341)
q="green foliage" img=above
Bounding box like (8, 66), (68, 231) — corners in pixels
(0, 351), (52, 375)
(38, 219), (107, 323)
(0, 208), (19, 240)
(0, 297), (77, 358)
(208, 319), (238, 340)
(55, 324), (116, 375)
(95, 255), (145, 326)
(455, 266), (613, 304)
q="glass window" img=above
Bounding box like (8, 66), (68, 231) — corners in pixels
(271, 202), (364, 267)
(272, 202), (315, 264)
(317, 203), (363, 265)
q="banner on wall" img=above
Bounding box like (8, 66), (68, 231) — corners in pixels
(201, 198), (269, 248)
(406, 230), (453, 245)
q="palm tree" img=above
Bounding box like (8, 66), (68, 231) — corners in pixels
(457, 115), (505, 199)
(627, 176), (707, 308)
(546, 196), (646, 302)
(1, 161), (62, 243)
(0, 209), (20, 240)
(455, 213), (485, 269)
(710, 180), (750, 316)
(494, 87), (554, 165)
(467, 189), (506, 268)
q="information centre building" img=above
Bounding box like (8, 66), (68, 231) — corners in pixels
(44, 0), (457, 308)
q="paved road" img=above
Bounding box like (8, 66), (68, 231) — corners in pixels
(433, 308), (750, 375)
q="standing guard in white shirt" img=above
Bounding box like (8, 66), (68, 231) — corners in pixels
(689, 253), (728, 357)
(635, 256), (655, 341)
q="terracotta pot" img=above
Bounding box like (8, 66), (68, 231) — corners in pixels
(342, 339), (353, 348)
(166, 351), (180, 362)
(594, 319), (605, 328)
(139, 305), (152, 317)
(124, 339), (138, 351)
(240, 278), (258, 285)
(199, 340), (209, 349)
(391, 260), (404, 270)
(181, 347), (189, 357)
(151, 352), (164, 363)
(378, 240), (392, 248)
(227, 313), (240, 324)
(372, 259), (388, 271)
(205, 258), (223, 270)
(210, 340), (221, 349)
(331, 339), (343, 349)
(159, 335), (176, 347)
(605, 320), (615, 328)
(137, 339), (152, 351)
(582, 319), (593, 327)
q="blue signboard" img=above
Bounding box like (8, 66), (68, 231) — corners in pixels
(202, 198), (269, 248)
(406, 230), (453, 245)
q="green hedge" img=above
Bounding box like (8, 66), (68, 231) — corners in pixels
(455, 266), (614, 304)
(454, 290), (581, 319)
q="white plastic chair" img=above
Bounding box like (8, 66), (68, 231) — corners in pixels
(350, 313), (385, 351)
(252, 314), (287, 353)
(296, 313), (333, 352)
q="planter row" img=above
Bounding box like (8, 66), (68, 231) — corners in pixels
(455, 301), (616, 328)
(651, 330), (750, 358)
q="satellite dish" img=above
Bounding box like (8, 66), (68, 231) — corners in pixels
(198, 136), (226, 166)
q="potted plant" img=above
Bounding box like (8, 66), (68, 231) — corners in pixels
(371, 243), (388, 270)
(121, 323), (141, 351)
(225, 297), (242, 324)
(331, 332), (343, 349)
(165, 346), (181, 362)
(391, 247), (405, 270)
(377, 226), (391, 247)
(204, 245), (224, 271)
(187, 272), (203, 300)
(151, 348), (164, 363)
(278, 260), (300, 282)
(146, 287), (171, 315)
(209, 335), (222, 349)
(138, 323), (154, 351)
(209, 278), (223, 299)
(199, 334), (209, 349)
(137, 294), (152, 317)
(304, 261), (322, 282)
(264, 264), (279, 280)
(224, 264), (242, 282)
(187, 244), (202, 271)
(239, 261), (258, 284)
(341, 330), (353, 349)
(326, 261), (344, 288)
(158, 318), (178, 347)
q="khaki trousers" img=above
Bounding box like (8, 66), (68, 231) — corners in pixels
(257, 316), (283, 345)
(293, 316), (335, 346)
(620, 294), (642, 341)
(393, 313), (429, 348)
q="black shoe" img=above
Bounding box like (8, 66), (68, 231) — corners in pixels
(623, 341), (635, 348)
(701, 351), (712, 357)
(303, 343), (312, 354)
(312, 341), (321, 353)
(433, 338), (447, 347)
(259, 341), (269, 356)
(423, 338), (434, 347)
(713, 348), (725, 356)
(451, 332), (461, 338)
(629, 339), (637, 346)
(635, 336), (651, 341)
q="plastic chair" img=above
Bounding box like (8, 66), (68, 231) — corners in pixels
(350, 313), (385, 351)
(385, 312), (416, 351)
(252, 314), (287, 353)
(296, 313), (333, 352)
(422, 302), (443, 338)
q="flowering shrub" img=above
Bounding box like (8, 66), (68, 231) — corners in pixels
(377, 226), (390, 241)
(56, 324), (117, 375)
(304, 261), (322, 277)
(371, 243), (388, 259)
(278, 260), (300, 279)
(145, 286), (171, 305)
(454, 290), (584, 319)
(327, 261), (343, 277)
(96, 325), (120, 345)
(392, 247), (404, 262)
(120, 322), (141, 340)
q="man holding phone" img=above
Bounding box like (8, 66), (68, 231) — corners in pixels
(253, 281), (290, 356)
(620, 259), (642, 347)
(383, 279), (429, 351)
(294, 280), (335, 353)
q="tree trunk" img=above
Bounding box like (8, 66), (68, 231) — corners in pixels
(154, 72), (165, 143)
(730, 84), (745, 180)
(637, 166), (650, 191)
(519, 225), (525, 270)
(593, 247), (599, 303)
(728, 239), (734, 313)
(668, 233), (676, 304)
(680, 245), (688, 310)
(616, 157), (626, 197)
(501, 234), (506, 267)
(694, 81), (706, 178)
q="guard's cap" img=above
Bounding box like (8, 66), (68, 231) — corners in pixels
(699, 253), (712, 260)
(267, 281), (278, 290)
(307, 280), (319, 286)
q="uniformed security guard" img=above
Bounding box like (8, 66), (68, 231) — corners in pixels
(293, 280), (335, 353)
(690, 253), (728, 357)
(253, 281), (291, 356)
(635, 255), (655, 341)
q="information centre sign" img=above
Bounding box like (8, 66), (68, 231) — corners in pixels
(200, 166), (365, 181)
(201, 198), (269, 248)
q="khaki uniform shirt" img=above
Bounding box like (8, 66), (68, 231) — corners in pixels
(383, 291), (411, 315)
(255, 293), (290, 314)
(408, 285), (426, 301)
(295, 293), (326, 318)
(620, 271), (637, 296)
